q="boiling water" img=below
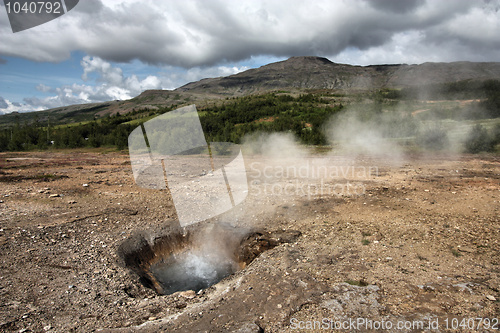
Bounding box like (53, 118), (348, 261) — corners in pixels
(151, 249), (238, 295)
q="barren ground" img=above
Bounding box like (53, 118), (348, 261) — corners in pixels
(0, 150), (498, 332)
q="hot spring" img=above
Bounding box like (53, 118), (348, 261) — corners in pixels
(118, 222), (300, 295)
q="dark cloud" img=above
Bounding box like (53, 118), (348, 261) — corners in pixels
(0, 0), (499, 67)
(368, 0), (426, 14)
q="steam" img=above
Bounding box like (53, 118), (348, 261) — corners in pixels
(151, 246), (238, 294)
(242, 132), (308, 159)
(324, 108), (405, 164)
(149, 223), (245, 294)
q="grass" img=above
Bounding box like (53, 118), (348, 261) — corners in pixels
(362, 239), (370, 246)
(345, 279), (369, 287)
(52, 120), (94, 129)
(451, 249), (462, 257)
(122, 114), (157, 126)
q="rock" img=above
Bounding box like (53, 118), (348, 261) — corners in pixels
(49, 194), (60, 198)
(68, 200), (77, 204)
(178, 290), (196, 299)
(458, 246), (475, 253)
(43, 324), (52, 331)
(486, 295), (496, 301)
(175, 302), (187, 309)
(235, 322), (263, 333)
(322, 283), (382, 318)
(83, 184), (89, 187)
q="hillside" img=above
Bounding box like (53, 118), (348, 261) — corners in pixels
(2, 56), (500, 127)
(176, 57), (500, 94)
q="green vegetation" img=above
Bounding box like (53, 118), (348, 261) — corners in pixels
(416, 127), (449, 150)
(345, 279), (369, 287)
(0, 103), (114, 129)
(0, 80), (499, 153)
(199, 93), (342, 145)
(400, 79), (500, 120)
(0, 93), (342, 151)
(0, 113), (134, 151)
(0, 106), (175, 151)
(464, 124), (500, 153)
(451, 249), (462, 258)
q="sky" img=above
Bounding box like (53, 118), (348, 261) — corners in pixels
(1, 0), (500, 114)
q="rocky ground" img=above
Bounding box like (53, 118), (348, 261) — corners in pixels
(0, 150), (498, 332)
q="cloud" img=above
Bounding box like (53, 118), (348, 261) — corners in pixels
(0, 0), (499, 67)
(0, 55), (247, 113)
(368, 0), (425, 14)
(0, 96), (8, 109)
(36, 84), (53, 92)
(22, 55), (164, 109)
(0, 96), (44, 114)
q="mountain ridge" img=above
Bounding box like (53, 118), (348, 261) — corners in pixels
(1, 56), (500, 126)
(175, 56), (500, 95)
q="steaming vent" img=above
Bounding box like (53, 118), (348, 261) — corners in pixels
(118, 223), (300, 295)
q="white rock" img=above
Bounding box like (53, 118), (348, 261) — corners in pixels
(178, 290), (196, 299)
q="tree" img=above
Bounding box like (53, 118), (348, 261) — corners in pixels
(464, 124), (494, 153)
(417, 127), (449, 150)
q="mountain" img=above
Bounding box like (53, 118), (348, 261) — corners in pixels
(117, 57), (500, 114)
(2, 56), (500, 126)
(176, 56), (500, 94)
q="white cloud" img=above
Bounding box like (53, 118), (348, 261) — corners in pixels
(0, 97), (45, 114)
(0, 55), (249, 113)
(24, 56), (163, 109)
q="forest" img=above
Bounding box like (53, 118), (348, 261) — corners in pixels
(0, 93), (342, 151)
(1, 81), (500, 153)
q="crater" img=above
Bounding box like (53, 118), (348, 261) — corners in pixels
(118, 223), (300, 295)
